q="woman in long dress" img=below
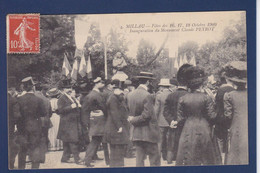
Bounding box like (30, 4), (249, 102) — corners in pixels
(47, 88), (63, 151)
(175, 66), (221, 166)
(223, 61), (248, 165)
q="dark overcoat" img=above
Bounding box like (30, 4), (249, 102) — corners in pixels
(57, 94), (82, 143)
(8, 93), (20, 138)
(127, 86), (160, 144)
(104, 94), (130, 145)
(8, 93), (21, 164)
(175, 91), (222, 166)
(214, 85), (234, 139)
(35, 91), (52, 128)
(81, 90), (106, 137)
(15, 92), (47, 163)
(102, 87), (113, 102)
(224, 90), (248, 165)
(163, 88), (188, 157)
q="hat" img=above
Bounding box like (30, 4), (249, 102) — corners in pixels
(136, 71), (155, 79)
(104, 79), (112, 86)
(185, 66), (206, 89)
(93, 77), (103, 84)
(35, 83), (49, 91)
(224, 61), (247, 83)
(60, 79), (72, 88)
(46, 88), (61, 97)
(177, 64), (193, 85)
(124, 79), (132, 86)
(158, 78), (171, 86)
(111, 79), (122, 89)
(21, 76), (35, 86)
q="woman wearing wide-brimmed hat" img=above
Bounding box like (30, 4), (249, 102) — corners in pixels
(174, 66), (221, 166)
(223, 61), (248, 165)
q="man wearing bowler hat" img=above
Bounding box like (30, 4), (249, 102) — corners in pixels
(127, 72), (161, 166)
(81, 77), (107, 167)
(15, 77), (47, 169)
(154, 78), (172, 161)
(57, 79), (83, 164)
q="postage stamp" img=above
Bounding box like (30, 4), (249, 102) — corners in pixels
(7, 14), (40, 53)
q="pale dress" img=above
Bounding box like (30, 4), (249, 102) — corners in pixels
(48, 98), (63, 151)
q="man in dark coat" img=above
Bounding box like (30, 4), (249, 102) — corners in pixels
(127, 72), (160, 167)
(81, 77), (106, 167)
(105, 79), (130, 167)
(8, 85), (20, 169)
(163, 64), (191, 163)
(57, 80), (83, 164)
(214, 74), (234, 158)
(15, 77), (47, 169)
(99, 79), (114, 165)
(35, 84), (52, 151)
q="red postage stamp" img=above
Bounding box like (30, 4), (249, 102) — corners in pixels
(7, 14), (40, 53)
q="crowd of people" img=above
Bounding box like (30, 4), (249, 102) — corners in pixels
(7, 60), (248, 169)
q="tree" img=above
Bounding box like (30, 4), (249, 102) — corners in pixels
(178, 41), (199, 62)
(196, 12), (247, 83)
(136, 39), (156, 66)
(135, 39), (171, 83)
(197, 41), (216, 72)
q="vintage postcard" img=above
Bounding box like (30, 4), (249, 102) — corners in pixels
(7, 11), (248, 169)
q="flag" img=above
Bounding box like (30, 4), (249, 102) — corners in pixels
(86, 55), (92, 79)
(74, 19), (91, 50)
(174, 58), (179, 70)
(75, 49), (84, 59)
(79, 55), (87, 77)
(190, 55), (196, 66)
(71, 58), (79, 81)
(183, 53), (188, 64)
(62, 54), (71, 77)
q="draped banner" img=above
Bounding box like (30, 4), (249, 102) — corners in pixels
(74, 18), (92, 52)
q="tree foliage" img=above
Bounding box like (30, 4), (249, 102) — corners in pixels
(178, 13), (246, 83)
(7, 13), (247, 88)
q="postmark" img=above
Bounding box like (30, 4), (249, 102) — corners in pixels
(7, 14), (40, 53)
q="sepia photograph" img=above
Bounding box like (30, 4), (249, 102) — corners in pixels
(6, 11), (248, 169)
